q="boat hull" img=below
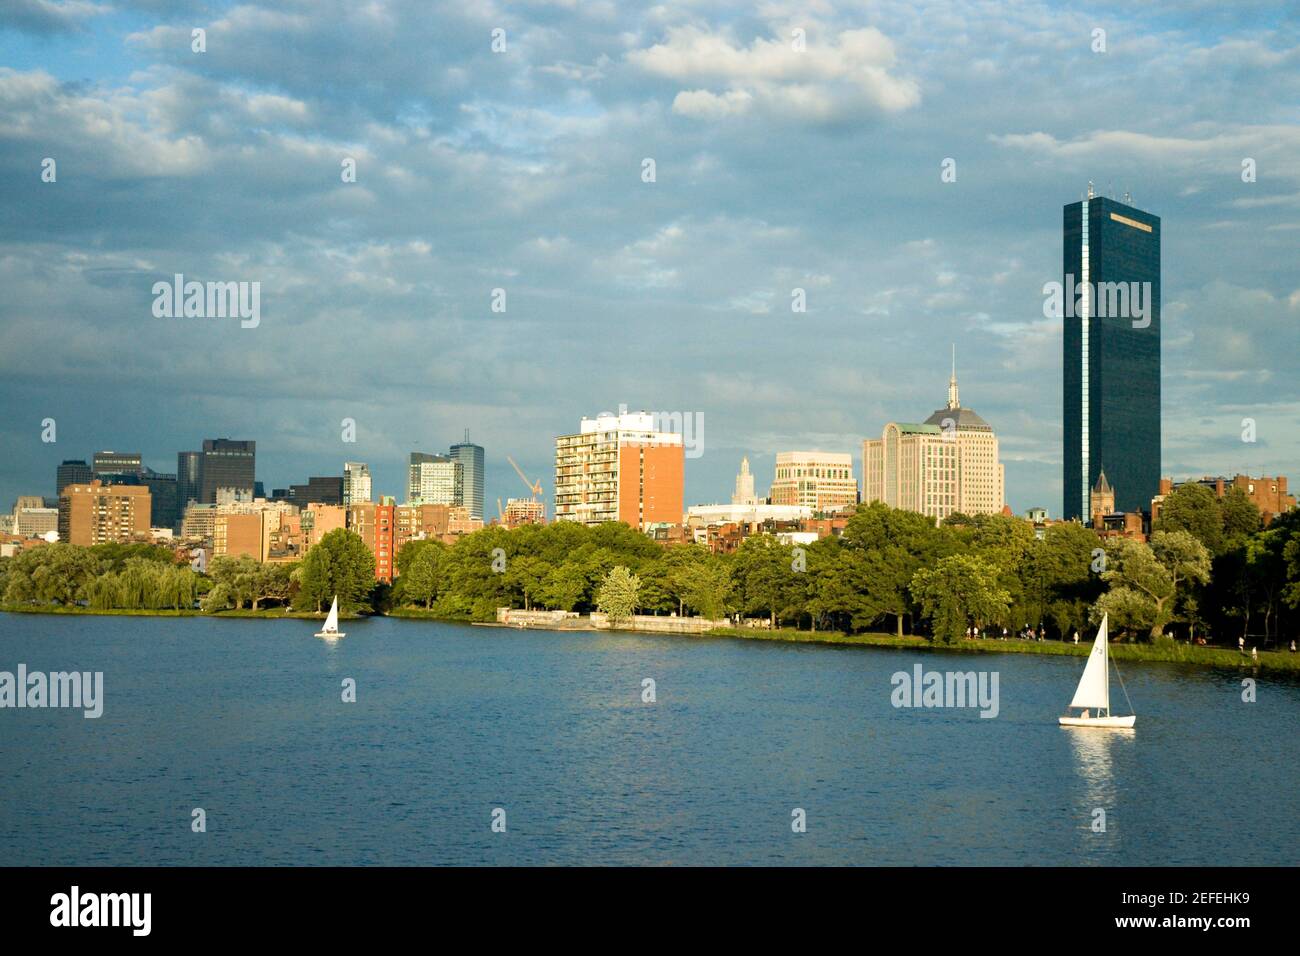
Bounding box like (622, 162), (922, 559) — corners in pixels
(314, 630), (344, 639)
(1058, 715), (1135, 728)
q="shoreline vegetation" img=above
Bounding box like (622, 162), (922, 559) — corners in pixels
(4, 603), (1297, 675)
(5, 490), (1300, 677)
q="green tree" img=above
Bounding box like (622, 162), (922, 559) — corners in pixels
(1096, 530), (1211, 639)
(842, 502), (948, 636)
(537, 561), (587, 611)
(1155, 483), (1225, 556)
(731, 535), (797, 627)
(293, 529), (376, 613)
(596, 565), (641, 624)
(910, 553), (1012, 644)
(1029, 522), (1104, 637)
(398, 540), (446, 608)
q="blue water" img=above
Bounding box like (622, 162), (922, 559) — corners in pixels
(0, 613), (1295, 865)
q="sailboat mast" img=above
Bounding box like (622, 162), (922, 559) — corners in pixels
(1103, 630), (1110, 714)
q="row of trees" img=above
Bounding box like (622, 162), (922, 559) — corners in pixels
(4, 488), (1300, 645)
(384, 489), (1300, 645)
(0, 530), (374, 616)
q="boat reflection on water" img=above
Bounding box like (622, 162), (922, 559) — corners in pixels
(1064, 723), (1135, 859)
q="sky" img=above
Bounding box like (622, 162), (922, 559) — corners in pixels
(1, 0), (1298, 518)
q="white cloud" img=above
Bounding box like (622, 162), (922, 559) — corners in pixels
(630, 25), (919, 122)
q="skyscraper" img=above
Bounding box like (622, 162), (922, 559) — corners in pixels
(407, 452), (461, 505)
(199, 439), (256, 503)
(1062, 186), (1161, 519)
(863, 358), (1005, 521)
(56, 459), (92, 495)
(448, 432), (485, 521)
(554, 409), (684, 529)
(769, 452), (858, 513)
(92, 450), (142, 478)
(177, 451), (202, 521)
(343, 461), (372, 505)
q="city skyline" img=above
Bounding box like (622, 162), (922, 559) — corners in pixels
(2, 3), (1297, 518)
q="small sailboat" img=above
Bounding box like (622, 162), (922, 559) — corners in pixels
(1059, 614), (1135, 728)
(314, 595), (345, 639)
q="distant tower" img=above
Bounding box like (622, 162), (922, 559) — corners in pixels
(1090, 468), (1116, 524)
(732, 456), (757, 506)
(947, 344), (960, 410)
(1063, 188), (1160, 519)
(448, 431), (485, 521)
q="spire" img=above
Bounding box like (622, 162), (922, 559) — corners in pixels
(947, 344), (959, 410)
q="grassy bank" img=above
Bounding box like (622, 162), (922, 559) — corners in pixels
(387, 607), (471, 622)
(0, 604), (352, 620)
(5, 603), (1297, 675)
(705, 626), (1300, 674)
(0, 604), (204, 617)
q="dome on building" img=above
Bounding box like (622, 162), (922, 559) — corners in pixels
(922, 406), (992, 430)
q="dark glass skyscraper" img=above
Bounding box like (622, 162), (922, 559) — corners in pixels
(92, 450), (142, 477)
(198, 438), (256, 503)
(449, 432), (485, 521)
(56, 459), (92, 494)
(1062, 188), (1161, 519)
(177, 450), (202, 518)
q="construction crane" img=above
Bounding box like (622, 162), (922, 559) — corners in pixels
(507, 456), (542, 501)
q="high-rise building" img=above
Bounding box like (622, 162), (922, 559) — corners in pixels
(769, 452), (858, 513)
(58, 480), (151, 545)
(503, 498), (545, 528)
(13, 496), (59, 537)
(177, 451), (202, 518)
(407, 452), (461, 505)
(56, 460), (92, 495)
(199, 439), (256, 503)
(141, 468), (179, 529)
(554, 409), (684, 529)
(92, 450), (142, 478)
(1063, 186), (1161, 519)
(863, 360), (1005, 522)
(279, 476), (343, 509)
(448, 433), (485, 521)
(343, 461), (372, 505)
(732, 456), (757, 506)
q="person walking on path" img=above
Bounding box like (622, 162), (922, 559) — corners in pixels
(1239, 636), (1246, 655)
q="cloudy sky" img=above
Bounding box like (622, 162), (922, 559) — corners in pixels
(2, 0), (1297, 517)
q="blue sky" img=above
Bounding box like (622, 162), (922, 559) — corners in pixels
(2, 0), (1298, 516)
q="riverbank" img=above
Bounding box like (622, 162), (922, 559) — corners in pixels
(704, 626), (1300, 674)
(4, 604), (1297, 674)
(0, 604), (343, 620)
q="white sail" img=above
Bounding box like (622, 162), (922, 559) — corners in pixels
(323, 596), (339, 633)
(1069, 614), (1110, 711)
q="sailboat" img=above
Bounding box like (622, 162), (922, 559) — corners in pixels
(314, 595), (345, 639)
(1059, 614), (1135, 728)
